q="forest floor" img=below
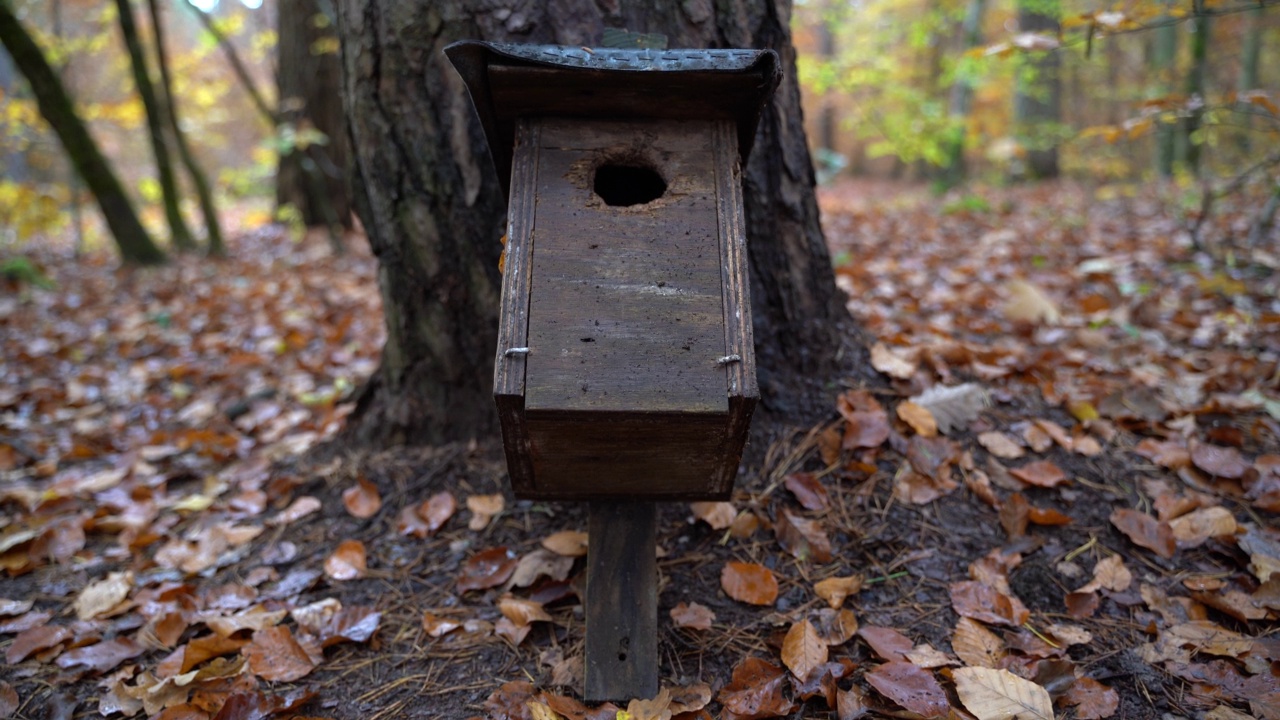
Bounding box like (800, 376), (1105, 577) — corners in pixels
(1, 179), (1279, 720)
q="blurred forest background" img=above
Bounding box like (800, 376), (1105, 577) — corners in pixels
(0, 0), (1275, 260)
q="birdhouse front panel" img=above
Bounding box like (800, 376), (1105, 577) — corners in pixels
(522, 117), (730, 498)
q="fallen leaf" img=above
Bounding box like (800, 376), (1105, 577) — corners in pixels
(1169, 506), (1238, 547)
(416, 491), (457, 537)
(324, 539), (367, 580)
(858, 626), (913, 662)
(897, 401), (937, 437)
(908, 383), (987, 434)
(0, 682), (16, 717)
(484, 681), (537, 720)
(1075, 555), (1132, 594)
(865, 661), (950, 717)
(781, 619), (828, 681)
(670, 602), (715, 630)
(0, 599), (33, 616)
(978, 431), (1025, 459)
(244, 625), (317, 682)
(1133, 438), (1191, 469)
(499, 596), (552, 628)
(953, 666), (1053, 720)
(1061, 676), (1119, 719)
(950, 581), (1030, 626)
(721, 561), (778, 606)
(814, 575), (863, 609)
(717, 657), (794, 718)
(509, 548), (574, 588)
(422, 611), (462, 637)
(180, 634), (247, 672)
(669, 683), (713, 714)
(1027, 504), (1072, 526)
(1191, 442), (1250, 479)
(54, 637), (143, 674)
(457, 547), (519, 593)
(541, 530), (588, 557)
(690, 502), (737, 530)
(906, 643), (956, 668)
(1008, 460), (1067, 488)
(268, 495), (321, 525)
(1004, 279), (1060, 324)
(74, 570), (133, 620)
(775, 510), (833, 563)
(836, 685), (869, 720)
(467, 493), (505, 531)
(811, 608), (859, 646)
(625, 687), (672, 720)
(870, 342), (917, 379)
(839, 390), (891, 449)
(784, 473), (830, 511)
(1110, 508), (1176, 559)
(999, 492), (1029, 538)
(952, 617), (1006, 668)
(341, 476), (381, 519)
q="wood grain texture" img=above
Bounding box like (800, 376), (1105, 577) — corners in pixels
(585, 501), (658, 702)
(495, 119), (539, 494)
(524, 118), (727, 415)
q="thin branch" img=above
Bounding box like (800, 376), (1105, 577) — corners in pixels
(182, 0), (276, 126)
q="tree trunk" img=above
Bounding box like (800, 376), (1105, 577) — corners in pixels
(277, 0), (352, 231)
(1181, 2), (1209, 174)
(147, 0), (224, 256)
(0, 1), (164, 265)
(114, 0), (196, 251)
(335, 0), (857, 447)
(1152, 6), (1178, 178)
(941, 0), (987, 188)
(1013, 0), (1061, 180)
(1236, 4), (1263, 153)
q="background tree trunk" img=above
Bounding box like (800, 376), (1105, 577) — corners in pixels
(276, 0), (352, 231)
(1180, 3), (1209, 174)
(335, 0), (858, 447)
(1152, 5), (1178, 178)
(941, 0), (987, 188)
(147, 0), (224, 256)
(0, 1), (164, 265)
(114, 0), (196, 251)
(1012, 0), (1061, 180)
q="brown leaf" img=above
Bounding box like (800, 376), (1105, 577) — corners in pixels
(180, 634), (247, 672)
(467, 493), (505, 531)
(396, 505), (433, 539)
(952, 666), (1053, 720)
(74, 570), (133, 620)
(244, 625), (316, 682)
(341, 476), (381, 519)
(811, 608), (859, 646)
(814, 575), (863, 609)
(55, 637), (143, 674)
(839, 390), (891, 449)
(5, 624), (72, 664)
(0, 598), (32, 616)
(999, 493), (1029, 538)
(499, 597), (552, 629)
(978, 431), (1025, 459)
(422, 611), (462, 638)
(669, 683), (713, 714)
(299, 604), (381, 647)
(717, 657), (794, 719)
(625, 688), (672, 720)
(775, 510), (833, 563)
(417, 491), (458, 536)
(1062, 677), (1119, 719)
(784, 473), (830, 511)
(1110, 508), (1176, 559)
(1169, 506), (1238, 547)
(950, 581), (1030, 626)
(870, 343), (917, 379)
(858, 626), (913, 662)
(690, 502), (737, 530)
(897, 402), (937, 437)
(781, 619), (828, 681)
(0, 682), (17, 718)
(1065, 591), (1100, 618)
(509, 548), (574, 588)
(268, 495), (321, 526)
(483, 680), (537, 720)
(457, 547), (519, 593)
(1027, 505), (1072, 526)
(541, 530), (588, 557)
(836, 685), (869, 720)
(1075, 555), (1132, 594)
(1133, 438), (1191, 469)
(324, 539), (368, 580)
(1191, 442), (1250, 479)
(865, 661), (950, 718)
(952, 617), (1006, 668)
(1008, 460), (1067, 488)
(721, 561), (778, 606)
(670, 602), (716, 631)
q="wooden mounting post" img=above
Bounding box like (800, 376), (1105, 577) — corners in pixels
(585, 501), (658, 702)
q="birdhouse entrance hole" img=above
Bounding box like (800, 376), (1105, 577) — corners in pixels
(593, 162), (666, 206)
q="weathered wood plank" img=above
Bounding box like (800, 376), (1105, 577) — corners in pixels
(585, 501), (658, 702)
(494, 118), (540, 494)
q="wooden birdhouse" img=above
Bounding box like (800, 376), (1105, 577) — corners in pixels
(446, 41), (780, 501)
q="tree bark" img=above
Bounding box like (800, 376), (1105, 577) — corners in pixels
(335, 0), (857, 447)
(1181, 2), (1209, 174)
(114, 0), (196, 251)
(276, 0), (352, 231)
(147, 0), (224, 256)
(941, 0), (987, 188)
(1152, 4), (1178, 178)
(1013, 0), (1061, 180)
(0, 1), (164, 265)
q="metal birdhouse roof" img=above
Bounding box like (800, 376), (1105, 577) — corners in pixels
(444, 40), (781, 199)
